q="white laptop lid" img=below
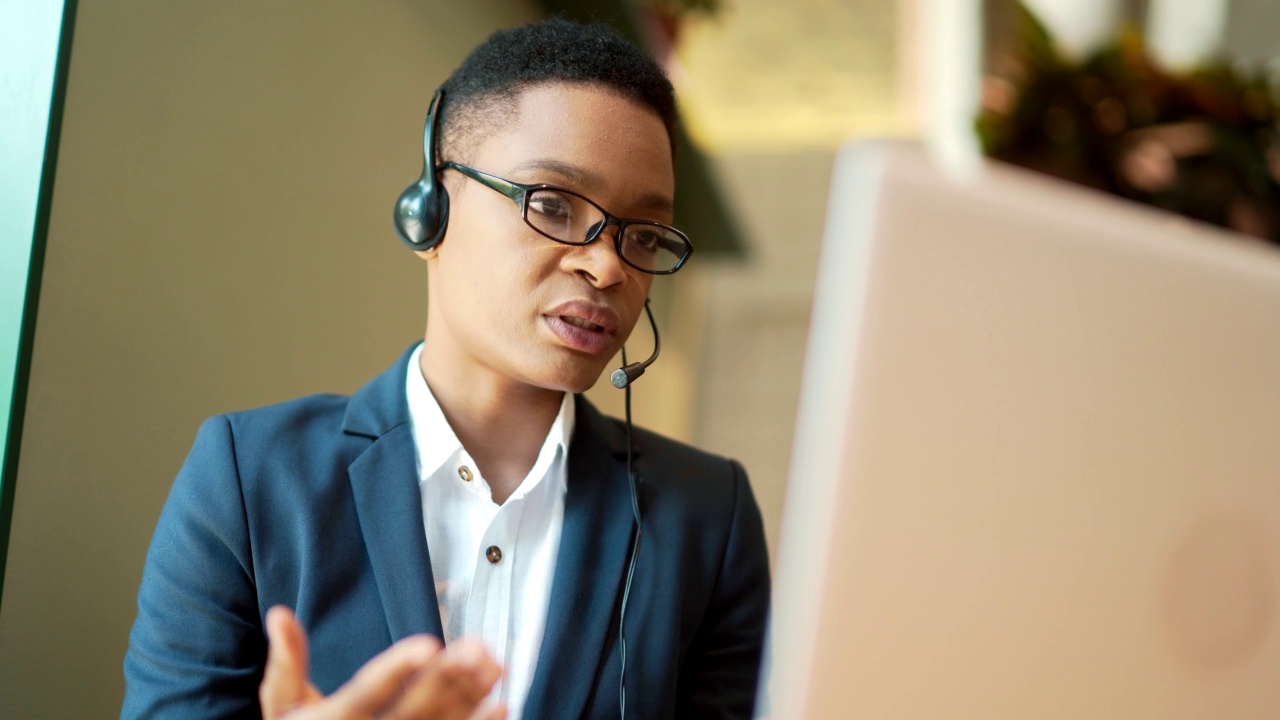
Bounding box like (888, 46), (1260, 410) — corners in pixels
(765, 140), (1280, 719)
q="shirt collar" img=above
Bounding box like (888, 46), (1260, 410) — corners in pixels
(404, 343), (575, 493)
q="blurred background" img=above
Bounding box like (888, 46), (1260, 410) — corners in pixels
(0, 0), (1276, 716)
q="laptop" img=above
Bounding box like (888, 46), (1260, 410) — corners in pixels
(764, 140), (1280, 719)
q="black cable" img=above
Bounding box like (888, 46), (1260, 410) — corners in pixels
(617, 345), (643, 720)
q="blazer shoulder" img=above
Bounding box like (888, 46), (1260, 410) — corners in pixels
(588, 410), (753, 521)
(221, 391), (351, 435)
(584, 405), (741, 475)
(199, 393), (366, 492)
(633, 424), (743, 481)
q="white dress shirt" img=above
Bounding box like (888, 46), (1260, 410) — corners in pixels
(404, 344), (572, 720)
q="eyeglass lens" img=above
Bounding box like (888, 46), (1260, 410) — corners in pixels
(525, 188), (688, 273)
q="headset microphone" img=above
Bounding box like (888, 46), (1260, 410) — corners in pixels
(615, 299), (659, 718)
(611, 300), (661, 389)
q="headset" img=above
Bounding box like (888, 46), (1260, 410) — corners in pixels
(392, 89), (450, 251)
(394, 90), (662, 718)
(614, 301), (658, 720)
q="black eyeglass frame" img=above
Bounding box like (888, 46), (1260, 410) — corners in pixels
(438, 161), (693, 275)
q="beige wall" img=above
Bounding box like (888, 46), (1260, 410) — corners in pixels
(0, 1), (539, 717)
(668, 0), (903, 557)
(691, 151), (837, 558)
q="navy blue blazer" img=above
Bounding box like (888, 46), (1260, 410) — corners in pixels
(122, 346), (770, 719)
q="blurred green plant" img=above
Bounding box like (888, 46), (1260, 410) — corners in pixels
(976, 4), (1280, 245)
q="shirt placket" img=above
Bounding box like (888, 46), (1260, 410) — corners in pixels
(466, 488), (525, 701)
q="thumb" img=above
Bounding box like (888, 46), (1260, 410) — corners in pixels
(260, 605), (320, 718)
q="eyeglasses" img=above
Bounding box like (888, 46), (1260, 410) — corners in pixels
(440, 161), (693, 275)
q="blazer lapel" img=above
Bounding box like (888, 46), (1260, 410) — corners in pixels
(344, 345), (444, 642)
(522, 397), (636, 720)
(342, 353), (636, 712)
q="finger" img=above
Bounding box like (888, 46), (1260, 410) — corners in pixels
(387, 639), (503, 720)
(261, 606), (318, 718)
(324, 634), (443, 717)
(387, 639), (501, 720)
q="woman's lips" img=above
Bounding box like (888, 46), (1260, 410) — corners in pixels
(542, 300), (620, 356)
(544, 314), (615, 355)
(561, 315), (605, 332)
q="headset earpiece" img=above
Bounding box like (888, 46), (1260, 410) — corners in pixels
(393, 89), (450, 251)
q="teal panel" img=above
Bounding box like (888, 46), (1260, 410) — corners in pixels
(0, 0), (76, 607)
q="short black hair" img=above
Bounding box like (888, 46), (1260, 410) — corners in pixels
(438, 19), (678, 162)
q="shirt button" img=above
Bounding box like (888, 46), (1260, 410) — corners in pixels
(458, 465), (473, 482)
(486, 545), (503, 564)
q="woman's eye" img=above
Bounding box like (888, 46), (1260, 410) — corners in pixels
(631, 230), (662, 252)
(528, 195), (571, 219)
